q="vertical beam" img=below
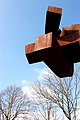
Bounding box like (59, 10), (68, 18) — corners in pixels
(45, 6), (62, 37)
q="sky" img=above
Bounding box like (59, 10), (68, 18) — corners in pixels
(0, 0), (80, 90)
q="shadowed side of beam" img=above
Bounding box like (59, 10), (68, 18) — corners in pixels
(62, 42), (80, 63)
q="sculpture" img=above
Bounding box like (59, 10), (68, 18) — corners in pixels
(25, 6), (80, 78)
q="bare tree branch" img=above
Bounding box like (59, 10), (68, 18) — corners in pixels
(0, 85), (30, 120)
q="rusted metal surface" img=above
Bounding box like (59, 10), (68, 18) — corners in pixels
(25, 32), (73, 77)
(35, 32), (52, 51)
(48, 6), (62, 14)
(25, 6), (80, 78)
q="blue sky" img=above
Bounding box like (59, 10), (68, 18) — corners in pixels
(0, 0), (80, 90)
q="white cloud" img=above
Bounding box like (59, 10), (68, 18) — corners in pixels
(20, 79), (32, 97)
(34, 67), (53, 80)
(21, 79), (28, 85)
(22, 85), (32, 97)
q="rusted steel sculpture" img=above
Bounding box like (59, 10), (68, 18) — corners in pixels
(25, 6), (80, 78)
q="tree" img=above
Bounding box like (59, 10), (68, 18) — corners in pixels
(0, 85), (31, 120)
(31, 81), (63, 120)
(33, 66), (80, 120)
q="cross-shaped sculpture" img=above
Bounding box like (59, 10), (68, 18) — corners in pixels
(25, 6), (80, 78)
